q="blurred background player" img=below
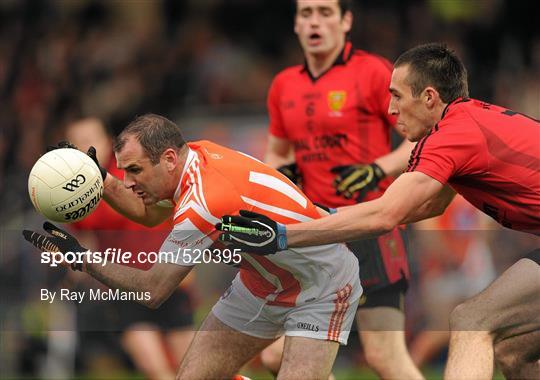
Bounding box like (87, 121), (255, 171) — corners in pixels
(65, 118), (195, 380)
(261, 1), (421, 378)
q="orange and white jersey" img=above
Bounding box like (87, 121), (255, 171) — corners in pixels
(159, 141), (361, 307)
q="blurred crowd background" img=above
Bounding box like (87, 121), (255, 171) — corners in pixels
(0, 0), (538, 379)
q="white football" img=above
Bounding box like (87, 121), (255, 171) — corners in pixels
(28, 148), (104, 223)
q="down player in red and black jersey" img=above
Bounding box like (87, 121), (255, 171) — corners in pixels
(219, 43), (539, 379)
(261, 1), (421, 378)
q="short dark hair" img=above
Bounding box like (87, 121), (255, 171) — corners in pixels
(394, 43), (469, 103)
(114, 114), (186, 165)
(295, 0), (353, 17)
(337, 0), (352, 16)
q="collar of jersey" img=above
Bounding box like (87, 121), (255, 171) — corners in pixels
(172, 148), (196, 205)
(441, 97), (471, 119)
(301, 41), (354, 82)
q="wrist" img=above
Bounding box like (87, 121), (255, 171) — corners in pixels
(276, 223), (288, 250)
(371, 162), (386, 179)
(99, 167), (108, 181)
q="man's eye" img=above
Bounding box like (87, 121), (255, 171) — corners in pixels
(321, 9), (332, 17)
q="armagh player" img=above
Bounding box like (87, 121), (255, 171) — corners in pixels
(65, 118), (195, 380)
(262, 1), (420, 378)
(218, 43), (540, 379)
(23, 114), (362, 379)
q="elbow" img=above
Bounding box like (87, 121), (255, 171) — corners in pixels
(146, 296), (165, 309)
(132, 214), (161, 227)
(144, 276), (175, 309)
(378, 220), (396, 235)
(139, 219), (160, 228)
(145, 289), (168, 309)
(377, 214), (398, 235)
(432, 204), (446, 218)
(377, 208), (402, 234)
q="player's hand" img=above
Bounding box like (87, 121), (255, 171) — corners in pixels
(86, 146), (107, 181)
(22, 222), (88, 271)
(277, 163), (302, 186)
(216, 210), (287, 255)
(331, 163), (386, 201)
(46, 141), (107, 181)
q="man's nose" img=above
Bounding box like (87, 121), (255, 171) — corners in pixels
(388, 99), (398, 115)
(123, 175), (135, 189)
(309, 12), (321, 26)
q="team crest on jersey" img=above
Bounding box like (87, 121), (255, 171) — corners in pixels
(328, 91), (347, 116)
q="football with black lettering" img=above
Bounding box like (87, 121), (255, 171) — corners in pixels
(28, 148), (103, 223)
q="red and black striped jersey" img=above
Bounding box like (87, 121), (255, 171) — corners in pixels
(407, 98), (540, 234)
(268, 42), (397, 208)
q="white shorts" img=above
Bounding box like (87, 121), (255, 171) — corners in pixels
(212, 276), (361, 345)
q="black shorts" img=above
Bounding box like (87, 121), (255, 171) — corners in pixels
(347, 227), (411, 287)
(117, 287), (194, 331)
(524, 248), (540, 265)
(346, 227), (411, 310)
(357, 278), (408, 311)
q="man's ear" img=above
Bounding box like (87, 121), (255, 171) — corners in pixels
(342, 10), (353, 34)
(162, 149), (178, 171)
(423, 87), (440, 109)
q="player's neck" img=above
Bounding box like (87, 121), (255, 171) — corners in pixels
(437, 102), (449, 122)
(171, 146), (189, 198)
(305, 42), (344, 78)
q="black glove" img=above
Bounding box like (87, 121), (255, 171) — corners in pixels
(216, 210), (287, 255)
(313, 202), (337, 215)
(86, 146), (107, 181)
(46, 141), (107, 181)
(46, 140), (78, 152)
(22, 222), (88, 271)
(331, 162), (386, 201)
(277, 163), (302, 186)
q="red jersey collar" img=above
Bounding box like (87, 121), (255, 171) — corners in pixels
(301, 41), (354, 82)
(441, 97), (470, 119)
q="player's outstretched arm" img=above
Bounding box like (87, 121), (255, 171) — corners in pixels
(85, 259), (190, 309)
(103, 174), (173, 227)
(22, 222), (190, 308)
(402, 184), (456, 224)
(218, 172), (447, 253)
(48, 141), (172, 227)
(286, 171), (446, 247)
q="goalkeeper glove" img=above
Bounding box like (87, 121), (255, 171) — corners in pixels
(331, 162), (385, 201)
(22, 222), (88, 271)
(277, 163), (302, 186)
(47, 141), (107, 181)
(216, 210), (287, 255)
